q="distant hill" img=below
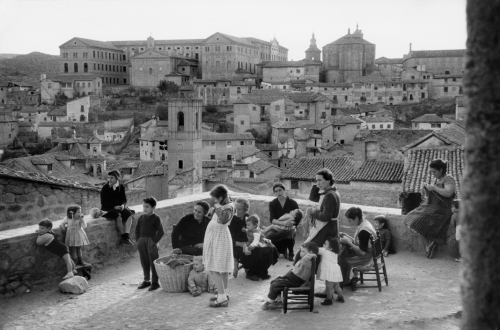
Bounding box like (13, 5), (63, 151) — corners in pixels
(0, 54), (21, 59)
(0, 52), (60, 85)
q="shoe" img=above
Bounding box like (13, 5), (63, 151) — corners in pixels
(148, 283), (160, 291)
(455, 258), (461, 262)
(336, 296), (345, 303)
(350, 277), (359, 291)
(288, 253), (294, 262)
(192, 291), (202, 297)
(314, 292), (327, 298)
(246, 274), (260, 281)
(261, 274), (271, 280)
(268, 301), (283, 310)
(210, 295), (229, 301)
(261, 302), (270, 310)
(321, 299), (333, 306)
(427, 242), (437, 259)
(63, 272), (74, 280)
(73, 270), (78, 275)
(138, 281), (151, 289)
(121, 238), (134, 246)
(209, 299), (228, 307)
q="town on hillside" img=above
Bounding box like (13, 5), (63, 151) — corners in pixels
(0, 28), (466, 229)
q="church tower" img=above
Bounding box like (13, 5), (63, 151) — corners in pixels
(167, 99), (203, 195)
(305, 33), (321, 62)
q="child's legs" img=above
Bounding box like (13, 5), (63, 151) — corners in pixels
(62, 254), (74, 274)
(69, 246), (77, 260)
(147, 239), (160, 284)
(221, 272), (228, 292)
(267, 276), (299, 301)
(325, 281), (334, 299)
(75, 246), (83, 259)
(333, 282), (343, 298)
(137, 238), (151, 282)
(210, 271), (227, 301)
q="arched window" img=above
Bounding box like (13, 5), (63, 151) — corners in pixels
(149, 68), (153, 75)
(93, 63), (96, 70)
(177, 111), (185, 131)
(216, 61), (220, 70)
(227, 61), (231, 70)
(195, 111), (199, 130)
(74, 63), (78, 73)
(410, 94), (414, 100)
(64, 63), (68, 73)
(178, 160), (183, 169)
(84, 63), (88, 73)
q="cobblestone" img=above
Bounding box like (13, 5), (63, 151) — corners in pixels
(0, 250), (462, 330)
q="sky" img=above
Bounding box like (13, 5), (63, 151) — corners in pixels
(0, 0), (467, 60)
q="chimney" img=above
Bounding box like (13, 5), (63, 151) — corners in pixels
(410, 43), (412, 52)
(72, 125), (76, 139)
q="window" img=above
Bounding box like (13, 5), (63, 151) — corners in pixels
(73, 52), (78, 58)
(239, 171), (245, 177)
(444, 87), (448, 93)
(84, 63), (88, 72)
(291, 180), (299, 189)
(81, 105), (84, 112)
(177, 111), (184, 131)
(252, 106), (257, 111)
(227, 141), (232, 147)
(275, 105), (280, 111)
(205, 47), (209, 51)
(237, 87), (241, 94)
(48, 83), (52, 89)
(387, 124), (392, 129)
(47, 164), (53, 172)
(227, 155), (232, 161)
(149, 68), (153, 75)
(380, 124), (383, 129)
(178, 160), (183, 169)
(240, 120), (244, 125)
(372, 125), (375, 129)
(64, 63), (68, 72)
(74, 63), (78, 72)
(211, 141), (215, 146)
(421, 93), (425, 98)
(340, 140), (345, 144)
(247, 141), (253, 145)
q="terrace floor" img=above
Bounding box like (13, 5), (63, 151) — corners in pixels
(0, 247), (462, 330)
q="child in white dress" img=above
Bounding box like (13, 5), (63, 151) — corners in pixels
(60, 205), (90, 266)
(317, 236), (344, 305)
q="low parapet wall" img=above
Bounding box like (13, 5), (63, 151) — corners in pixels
(0, 192), (457, 295)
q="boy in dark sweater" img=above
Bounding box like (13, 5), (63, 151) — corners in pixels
(136, 197), (164, 291)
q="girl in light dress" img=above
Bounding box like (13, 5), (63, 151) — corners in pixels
(60, 205), (91, 266)
(317, 236), (344, 305)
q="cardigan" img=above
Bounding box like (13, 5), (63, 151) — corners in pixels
(100, 183), (127, 212)
(269, 197), (300, 225)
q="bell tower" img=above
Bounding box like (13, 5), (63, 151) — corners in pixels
(167, 99), (203, 195)
(305, 33), (322, 62)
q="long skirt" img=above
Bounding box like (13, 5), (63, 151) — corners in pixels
(203, 221), (234, 273)
(240, 246), (279, 279)
(338, 248), (373, 284)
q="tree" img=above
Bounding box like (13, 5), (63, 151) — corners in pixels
(157, 80), (179, 95)
(205, 104), (218, 114)
(156, 104), (168, 120)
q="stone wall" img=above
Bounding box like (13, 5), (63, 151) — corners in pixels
(0, 176), (146, 231)
(0, 191), (457, 295)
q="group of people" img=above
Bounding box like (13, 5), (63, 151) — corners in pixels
(36, 158), (460, 307)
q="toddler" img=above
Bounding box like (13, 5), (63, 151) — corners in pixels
(262, 209), (303, 237)
(136, 197), (164, 291)
(316, 237), (344, 305)
(262, 242), (318, 310)
(60, 205), (91, 266)
(36, 219), (76, 280)
(450, 199), (461, 262)
(188, 256), (216, 297)
(373, 215), (396, 257)
(242, 215), (269, 255)
(90, 207), (104, 219)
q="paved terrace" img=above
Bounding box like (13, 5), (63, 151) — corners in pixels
(0, 193), (462, 329)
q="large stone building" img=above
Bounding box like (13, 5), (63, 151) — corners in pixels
(402, 49), (465, 75)
(322, 26), (377, 83)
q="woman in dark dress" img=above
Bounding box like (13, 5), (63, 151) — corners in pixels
(267, 183), (300, 260)
(404, 159), (456, 259)
(101, 170), (135, 245)
(230, 198), (279, 281)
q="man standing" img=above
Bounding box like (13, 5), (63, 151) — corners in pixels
(101, 170), (135, 245)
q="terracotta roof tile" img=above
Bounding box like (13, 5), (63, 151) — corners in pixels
(351, 160), (404, 183)
(411, 114), (451, 123)
(262, 60), (321, 68)
(362, 116), (395, 123)
(331, 115), (363, 125)
(402, 148), (463, 198)
(248, 159), (280, 175)
(256, 143), (279, 151)
(106, 161), (165, 183)
(406, 49), (466, 59)
(281, 157), (355, 183)
(202, 132), (255, 141)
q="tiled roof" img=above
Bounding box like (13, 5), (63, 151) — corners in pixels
(202, 132), (255, 141)
(256, 143), (279, 151)
(286, 92), (324, 103)
(48, 75), (101, 82)
(375, 57), (404, 65)
(400, 125), (465, 152)
(411, 114), (451, 123)
(262, 81), (291, 85)
(106, 161), (165, 183)
(349, 72), (388, 83)
(326, 32), (374, 46)
(110, 39), (204, 47)
(230, 81), (257, 86)
(48, 108), (67, 116)
(357, 104), (381, 112)
(407, 49), (466, 59)
(362, 116), (395, 123)
(262, 60), (321, 68)
(233, 177), (270, 183)
(281, 157), (355, 183)
(106, 126), (129, 133)
(248, 159), (280, 175)
(38, 122), (76, 127)
(233, 98), (252, 104)
(331, 115), (363, 126)
(402, 148), (464, 197)
(304, 82), (352, 88)
(202, 160), (233, 168)
(351, 160), (404, 183)
(68, 37), (120, 50)
(207, 33), (256, 47)
(139, 132), (169, 142)
(18, 122), (34, 127)
(272, 122), (332, 130)
(242, 94), (284, 105)
(0, 166), (99, 190)
(433, 74), (463, 79)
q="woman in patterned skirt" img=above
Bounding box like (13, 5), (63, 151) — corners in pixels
(203, 185), (235, 307)
(404, 159), (456, 259)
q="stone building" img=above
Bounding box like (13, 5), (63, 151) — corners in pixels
(139, 132), (168, 161)
(59, 37), (129, 85)
(402, 49), (466, 75)
(201, 132), (256, 161)
(411, 114), (452, 130)
(322, 26), (377, 83)
(261, 60), (321, 83)
(375, 57), (404, 77)
(331, 115), (363, 144)
(429, 74), (463, 99)
(66, 96), (90, 122)
(0, 111), (18, 148)
(361, 116), (395, 130)
(41, 75), (102, 103)
(305, 33), (322, 62)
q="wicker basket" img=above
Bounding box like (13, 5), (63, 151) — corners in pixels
(154, 254), (194, 293)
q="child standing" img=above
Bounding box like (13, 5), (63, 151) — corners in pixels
(60, 206), (90, 266)
(242, 215), (269, 255)
(36, 219), (76, 280)
(317, 237), (344, 305)
(450, 199), (461, 262)
(373, 215), (396, 257)
(188, 256), (216, 297)
(136, 197), (164, 291)
(262, 242), (319, 310)
(262, 209), (303, 237)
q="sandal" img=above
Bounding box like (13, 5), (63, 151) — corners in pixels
(210, 295), (229, 301)
(209, 299), (228, 307)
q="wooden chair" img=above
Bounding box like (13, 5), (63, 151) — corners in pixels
(283, 256), (317, 313)
(352, 231), (388, 292)
(75, 264), (92, 280)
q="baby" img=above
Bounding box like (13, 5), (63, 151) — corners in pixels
(187, 256), (216, 297)
(242, 215), (269, 255)
(262, 209), (303, 237)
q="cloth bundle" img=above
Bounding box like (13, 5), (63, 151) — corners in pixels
(166, 258), (192, 269)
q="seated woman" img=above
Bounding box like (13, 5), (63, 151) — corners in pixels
(338, 207), (377, 288)
(267, 183), (300, 261)
(229, 198), (279, 281)
(262, 209), (303, 238)
(171, 201), (211, 256)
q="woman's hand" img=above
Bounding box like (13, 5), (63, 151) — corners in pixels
(285, 220), (294, 229)
(425, 183), (436, 192)
(339, 237), (351, 245)
(114, 205), (124, 211)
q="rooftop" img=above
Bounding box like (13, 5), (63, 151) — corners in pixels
(331, 115), (363, 126)
(202, 132), (255, 141)
(351, 160), (404, 183)
(362, 116), (395, 123)
(262, 60), (321, 68)
(411, 114), (451, 123)
(106, 161), (165, 183)
(281, 157), (355, 183)
(406, 49), (466, 59)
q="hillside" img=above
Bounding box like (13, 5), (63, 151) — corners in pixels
(0, 52), (59, 84)
(385, 98), (456, 124)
